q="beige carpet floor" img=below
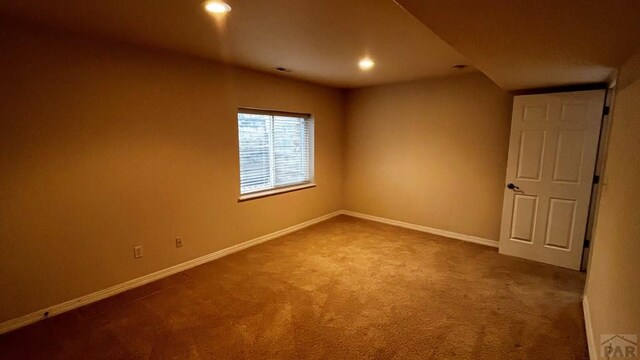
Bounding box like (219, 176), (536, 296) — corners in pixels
(0, 215), (588, 359)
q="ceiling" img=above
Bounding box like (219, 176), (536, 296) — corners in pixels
(396, 0), (640, 90)
(4, 0), (639, 91)
(0, 0), (471, 88)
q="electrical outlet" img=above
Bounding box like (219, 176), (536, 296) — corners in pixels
(175, 236), (183, 248)
(134, 245), (143, 259)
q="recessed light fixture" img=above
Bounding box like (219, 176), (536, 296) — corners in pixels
(452, 64), (468, 70)
(203, 1), (231, 14)
(358, 57), (375, 71)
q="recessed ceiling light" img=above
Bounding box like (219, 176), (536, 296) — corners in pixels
(358, 57), (375, 71)
(452, 64), (468, 70)
(203, 1), (231, 14)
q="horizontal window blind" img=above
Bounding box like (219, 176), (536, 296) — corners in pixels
(238, 111), (313, 195)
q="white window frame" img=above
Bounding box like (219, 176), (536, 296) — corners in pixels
(237, 108), (315, 201)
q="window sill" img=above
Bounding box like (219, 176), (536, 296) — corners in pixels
(238, 183), (316, 202)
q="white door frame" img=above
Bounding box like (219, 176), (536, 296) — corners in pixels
(581, 87), (615, 271)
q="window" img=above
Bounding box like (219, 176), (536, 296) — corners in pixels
(237, 109), (314, 198)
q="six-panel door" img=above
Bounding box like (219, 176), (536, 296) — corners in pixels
(498, 90), (605, 270)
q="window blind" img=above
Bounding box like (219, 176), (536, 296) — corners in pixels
(238, 111), (313, 195)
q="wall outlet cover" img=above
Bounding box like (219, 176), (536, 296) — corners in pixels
(134, 245), (143, 259)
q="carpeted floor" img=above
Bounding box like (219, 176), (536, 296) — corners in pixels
(0, 215), (588, 359)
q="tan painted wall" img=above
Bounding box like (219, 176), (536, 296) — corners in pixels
(343, 73), (513, 240)
(0, 20), (516, 326)
(584, 49), (640, 345)
(0, 21), (344, 322)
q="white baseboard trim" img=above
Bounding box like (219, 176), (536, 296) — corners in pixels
(583, 295), (598, 360)
(0, 209), (498, 334)
(341, 210), (499, 248)
(0, 210), (342, 335)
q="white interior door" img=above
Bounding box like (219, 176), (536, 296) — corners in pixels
(499, 90), (605, 270)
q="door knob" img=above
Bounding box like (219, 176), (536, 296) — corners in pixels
(507, 183), (520, 190)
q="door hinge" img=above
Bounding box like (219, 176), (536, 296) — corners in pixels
(602, 106), (610, 116)
(593, 175), (600, 184)
(584, 239), (591, 248)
